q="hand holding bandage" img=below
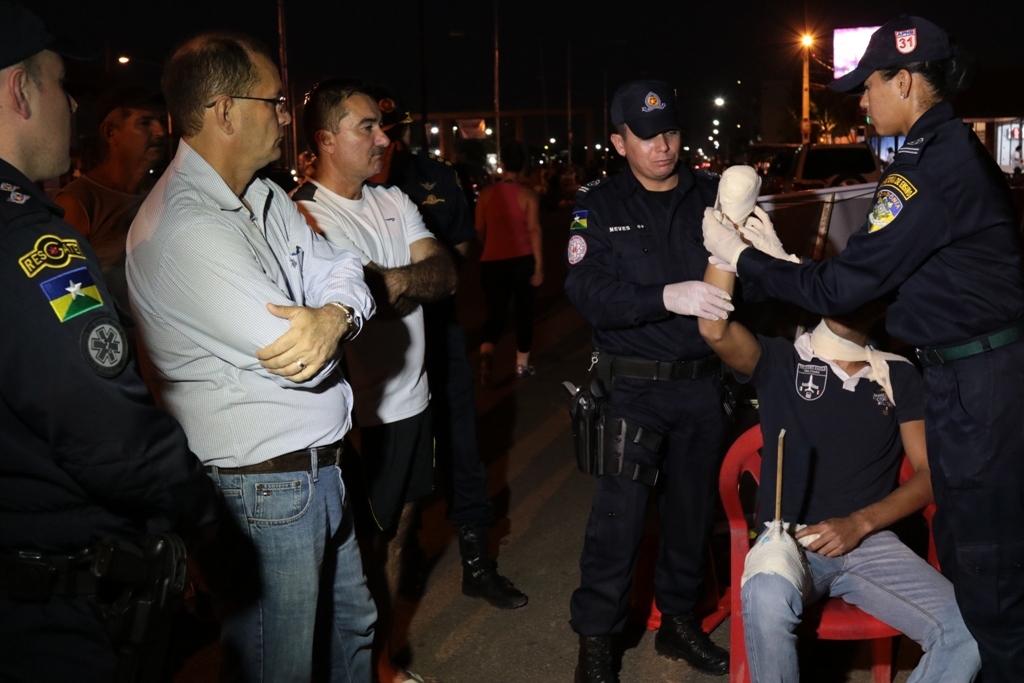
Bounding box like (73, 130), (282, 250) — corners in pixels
(740, 206), (801, 264)
(702, 207), (749, 268)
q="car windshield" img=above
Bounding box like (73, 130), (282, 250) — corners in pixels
(802, 148), (877, 180)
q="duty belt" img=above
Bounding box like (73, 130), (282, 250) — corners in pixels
(0, 549), (96, 602)
(597, 352), (722, 382)
(916, 320), (1024, 367)
(204, 441), (343, 475)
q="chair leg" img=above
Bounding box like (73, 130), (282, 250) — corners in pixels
(870, 637), (894, 683)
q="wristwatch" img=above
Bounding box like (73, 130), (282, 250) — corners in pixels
(329, 302), (360, 342)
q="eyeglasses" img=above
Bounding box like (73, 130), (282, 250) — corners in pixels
(205, 94), (288, 113)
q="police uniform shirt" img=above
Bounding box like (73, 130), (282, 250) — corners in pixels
(564, 165), (719, 361)
(388, 152), (474, 251)
(741, 335), (924, 526)
(0, 158), (219, 554)
(738, 101), (1024, 348)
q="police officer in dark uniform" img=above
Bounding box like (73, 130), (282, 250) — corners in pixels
(704, 16), (1024, 682)
(0, 4), (221, 680)
(565, 80), (735, 682)
(364, 89), (527, 609)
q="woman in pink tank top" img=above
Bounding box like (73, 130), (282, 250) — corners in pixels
(475, 141), (544, 384)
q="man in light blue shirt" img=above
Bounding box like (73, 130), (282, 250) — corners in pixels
(127, 33), (375, 683)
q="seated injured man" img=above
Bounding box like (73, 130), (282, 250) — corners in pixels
(697, 167), (980, 683)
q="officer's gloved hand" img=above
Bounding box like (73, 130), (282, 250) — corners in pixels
(702, 207), (749, 268)
(663, 280), (734, 321)
(740, 206), (801, 264)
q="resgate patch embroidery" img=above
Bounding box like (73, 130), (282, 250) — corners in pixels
(39, 266), (103, 322)
(796, 363), (827, 400)
(568, 234), (587, 264)
(19, 234), (86, 277)
(868, 190), (903, 233)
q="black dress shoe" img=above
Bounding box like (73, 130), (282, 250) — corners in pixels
(574, 635), (618, 683)
(654, 612), (729, 676)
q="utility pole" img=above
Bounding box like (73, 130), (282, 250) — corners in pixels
(494, 0), (501, 165)
(567, 41), (573, 166)
(277, 0), (296, 169)
(801, 34), (812, 145)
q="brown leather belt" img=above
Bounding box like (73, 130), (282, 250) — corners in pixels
(204, 442), (343, 475)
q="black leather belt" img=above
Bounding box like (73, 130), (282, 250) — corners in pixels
(204, 442), (343, 475)
(0, 550), (97, 601)
(602, 353), (722, 381)
(916, 321), (1024, 367)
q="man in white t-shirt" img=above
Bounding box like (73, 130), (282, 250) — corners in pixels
(294, 78), (456, 683)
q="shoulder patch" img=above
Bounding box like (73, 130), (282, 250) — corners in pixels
(570, 210), (588, 230)
(19, 234), (87, 277)
(40, 266), (104, 322)
(879, 174), (918, 200)
(427, 152), (453, 166)
(291, 181), (318, 203)
(868, 189), (904, 233)
(567, 234), (587, 264)
(81, 316), (129, 377)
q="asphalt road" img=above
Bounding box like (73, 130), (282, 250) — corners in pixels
(174, 206), (925, 683)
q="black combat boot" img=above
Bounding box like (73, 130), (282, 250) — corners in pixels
(654, 612), (729, 675)
(574, 635), (618, 683)
(456, 524), (528, 609)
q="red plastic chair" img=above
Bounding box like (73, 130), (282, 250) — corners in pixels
(720, 424), (938, 683)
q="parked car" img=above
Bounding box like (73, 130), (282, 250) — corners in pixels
(761, 143), (883, 194)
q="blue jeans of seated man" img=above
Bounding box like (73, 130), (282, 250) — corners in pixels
(742, 530), (980, 683)
(210, 458), (376, 683)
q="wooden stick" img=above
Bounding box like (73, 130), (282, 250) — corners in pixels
(775, 429), (786, 522)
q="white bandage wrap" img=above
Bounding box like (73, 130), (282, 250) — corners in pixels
(807, 320), (911, 405)
(716, 165), (761, 226)
(741, 520), (812, 598)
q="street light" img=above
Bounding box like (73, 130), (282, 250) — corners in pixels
(714, 97), (725, 107)
(801, 33), (813, 144)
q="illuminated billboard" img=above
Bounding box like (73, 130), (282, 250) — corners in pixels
(833, 27), (880, 78)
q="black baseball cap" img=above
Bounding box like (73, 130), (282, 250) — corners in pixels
(372, 87), (413, 131)
(95, 83), (164, 121)
(610, 80), (680, 139)
(0, 1), (95, 71)
(830, 16), (953, 94)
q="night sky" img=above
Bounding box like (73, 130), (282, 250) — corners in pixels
(27, 0), (1024, 152)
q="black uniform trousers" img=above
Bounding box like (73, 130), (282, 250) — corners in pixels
(423, 312), (493, 527)
(569, 374), (724, 636)
(0, 593), (116, 682)
(924, 340), (1024, 682)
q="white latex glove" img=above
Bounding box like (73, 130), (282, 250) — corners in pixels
(663, 280), (734, 321)
(739, 206), (801, 264)
(708, 255), (737, 274)
(702, 207), (749, 268)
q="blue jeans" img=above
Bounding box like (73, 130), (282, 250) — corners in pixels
(210, 458), (375, 683)
(742, 530), (979, 683)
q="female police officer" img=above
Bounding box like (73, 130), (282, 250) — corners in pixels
(703, 16), (1024, 682)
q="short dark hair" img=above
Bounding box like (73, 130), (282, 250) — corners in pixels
(302, 78), (373, 153)
(19, 53), (43, 86)
(501, 140), (527, 173)
(162, 32), (274, 137)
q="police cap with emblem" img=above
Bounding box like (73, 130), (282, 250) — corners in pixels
(610, 80), (680, 140)
(371, 86), (414, 132)
(0, 1), (94, 71)
(830, 16), (952, 94)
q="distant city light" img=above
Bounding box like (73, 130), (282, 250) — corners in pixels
(737, 80), (742, 85)
(683, 146), (690, 151)
(713, 119), (720, 126)
(712, 129), (719, 135)
(452, 125), (458, 131)
(595, 143), (602, 150)
(544, 145), (549, 150)
(485, 128), (493, 136)
(549, 137), (556, 144)
(714, 97), (725, 106)
(737, 124), (741, 128)
(430, 126), (439, 134)
(708, 136), (714, 141)
(117, 56), (130, 64)
(802, 34), (813, 47)
(434, 148), (441, 155)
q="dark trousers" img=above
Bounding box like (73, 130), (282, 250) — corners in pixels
(569, 375), (725, 636)
(0, 593), (117, 682)
(423, 310), (493, 527)
(924, 340), (1024, 682)
(479, 255), (536, 353)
